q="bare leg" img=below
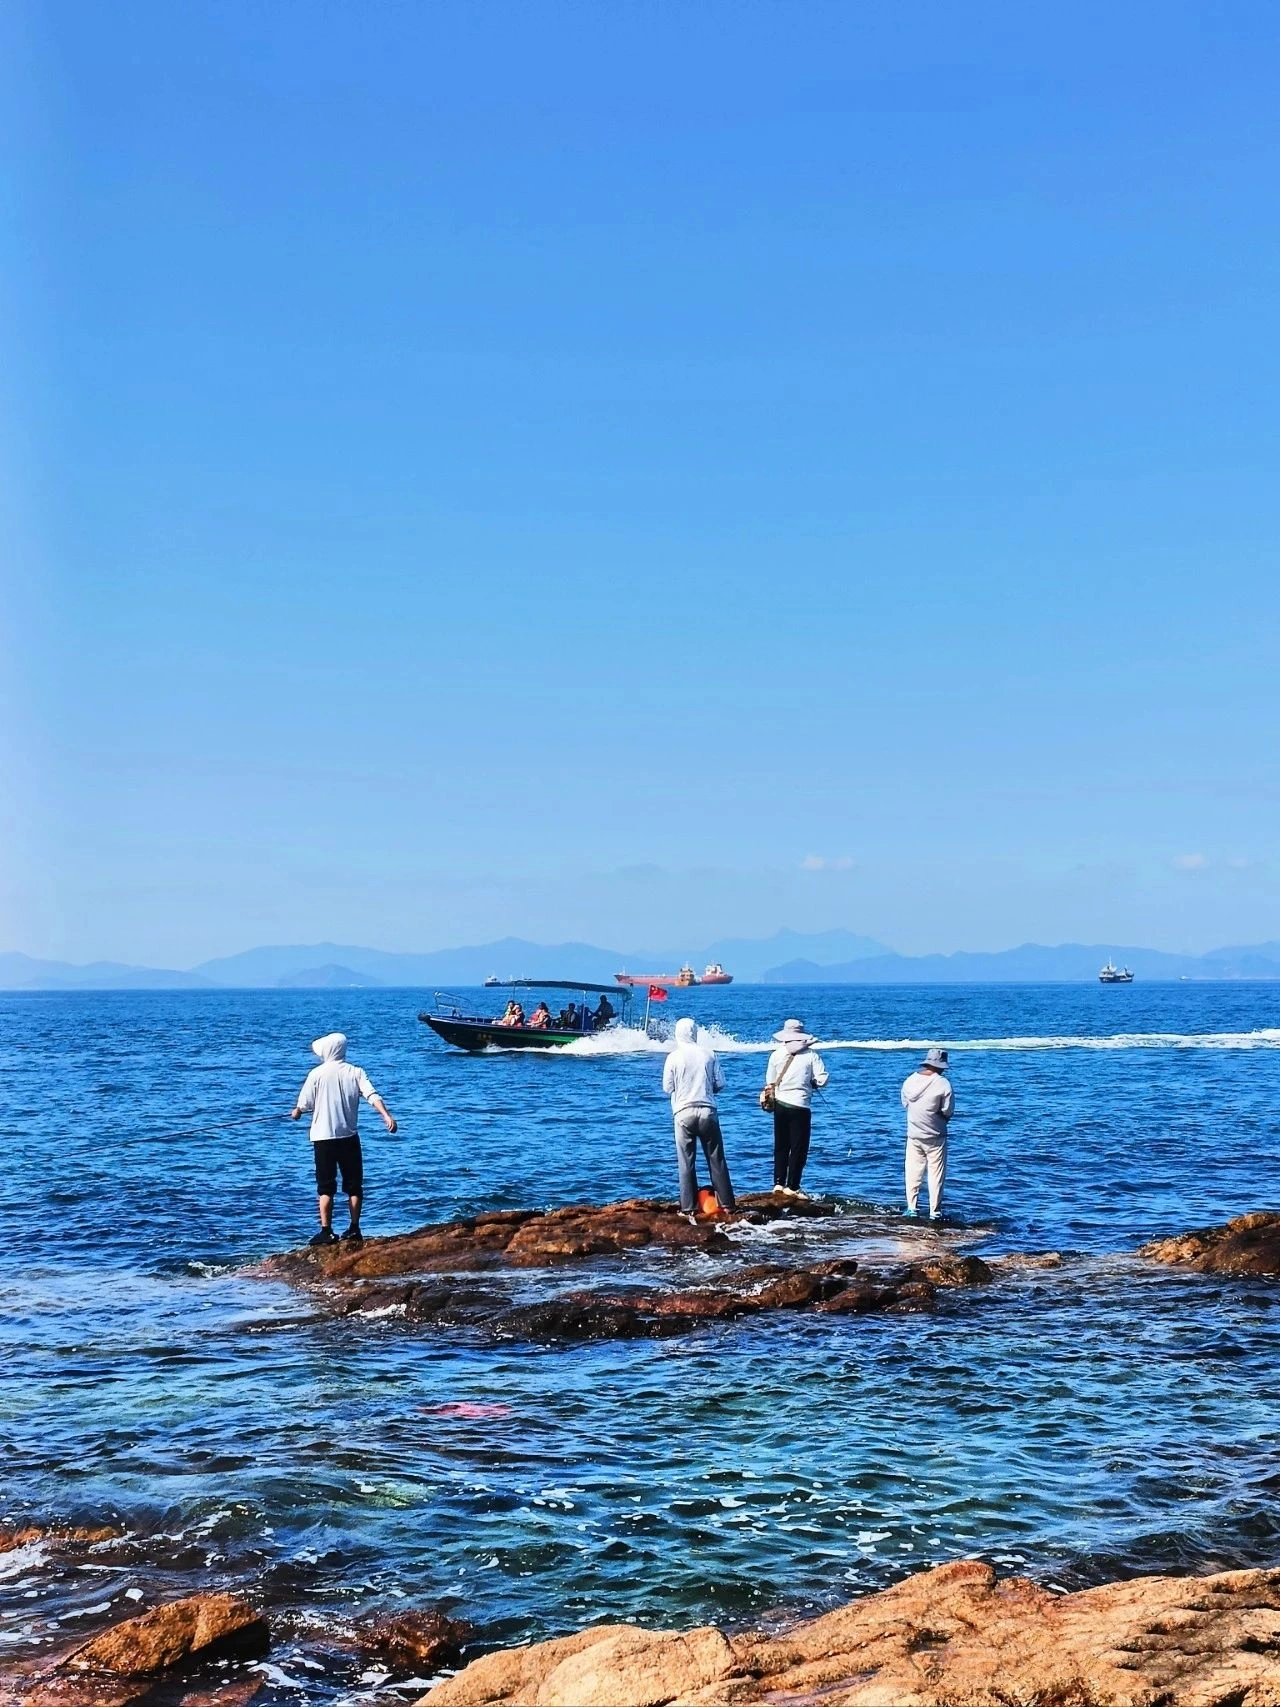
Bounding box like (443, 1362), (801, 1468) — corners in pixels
(347, 1193), (362, 1232)
(317, 1193), (335, 1230)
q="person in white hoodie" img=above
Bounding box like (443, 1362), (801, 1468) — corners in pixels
(900, 1048), (954, 1221)
(290, 1033), (397, 1249)
(762, 1019), (829, 1196)
(661, 1018), (736, 1217)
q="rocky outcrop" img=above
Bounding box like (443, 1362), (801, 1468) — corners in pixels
(256, 1195), (994, 1342)
(322, 1252), (990, 1342)
(259, 1194), (840, 1284)
(418, 1557), (1280, 1706)
(1141, 1210), (1280, 1276)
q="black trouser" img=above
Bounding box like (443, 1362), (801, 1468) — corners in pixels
(773, 1103), (811, 1189)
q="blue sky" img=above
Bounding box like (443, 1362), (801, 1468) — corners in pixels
(3, 1), (1279, 965)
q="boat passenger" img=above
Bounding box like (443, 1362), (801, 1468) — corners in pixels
(592, 994), (616, 1030)
(497, 1001), (525, 1028)
(557, 1002), (580, 1029)
(529, 1001), (552, 1030)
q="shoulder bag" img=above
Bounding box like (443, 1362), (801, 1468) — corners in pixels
(760, 1048), (799, 1113)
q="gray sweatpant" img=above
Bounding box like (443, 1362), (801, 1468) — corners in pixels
(905, 1135), (947, 1218)
(674, 1106), (736, 1212)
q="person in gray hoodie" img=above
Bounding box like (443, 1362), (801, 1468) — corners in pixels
(900, 1048), (954, 1220)
(661, 1017), (736, 1217)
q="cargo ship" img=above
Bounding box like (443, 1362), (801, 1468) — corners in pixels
(699, 962), (733, 985)
(615, 962), (733, 987)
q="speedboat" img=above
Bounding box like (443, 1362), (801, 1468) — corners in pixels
(419, 980), (632, 1052)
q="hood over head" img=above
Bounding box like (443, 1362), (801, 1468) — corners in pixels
(674, 1017), (699, 1046)
(312, 1032), (348, 1062)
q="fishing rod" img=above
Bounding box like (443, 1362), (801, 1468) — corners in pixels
(140, 1112), (293, 1144)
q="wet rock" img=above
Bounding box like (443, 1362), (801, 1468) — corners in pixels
(988, 1250), (1064, 1272)
(65, 1592), (268, 1677)
(491, 1294), (666, 1342)
(0, 1523), (118, 1553)
(816, 1282), (908, 1313)
(358, 1608), (473, 1676)
(260, 1196), (999, 1343)
(419, 1558), (1280, 1706)
(906, 1253), (993, 1287)
(293, 1245), (992, 1340)
(17, 1675), (265, 1707)
(1141, 1210), (1280, 1276)
(259, 1194), (835, 1285)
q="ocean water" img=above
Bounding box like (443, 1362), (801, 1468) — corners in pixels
(3, 982), (1280, 1699)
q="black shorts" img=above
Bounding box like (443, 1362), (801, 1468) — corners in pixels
(313, 1136), (364, 1197)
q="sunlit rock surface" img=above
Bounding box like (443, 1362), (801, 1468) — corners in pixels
(419, 1558), (1280, 1707)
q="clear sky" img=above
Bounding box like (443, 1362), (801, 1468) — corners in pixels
(3, 1), (1279, 966)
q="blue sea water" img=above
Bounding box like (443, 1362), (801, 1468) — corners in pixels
(3, 982), (1280, 1699)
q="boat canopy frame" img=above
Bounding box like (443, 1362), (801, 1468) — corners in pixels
(478, 977), (626, 995)
(429, 981), (632, 1022)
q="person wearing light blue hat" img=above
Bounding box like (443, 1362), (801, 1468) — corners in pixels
(900, 1048), (953, 1220)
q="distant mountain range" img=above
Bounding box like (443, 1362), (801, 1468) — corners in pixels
(6, 932), (1280, 989)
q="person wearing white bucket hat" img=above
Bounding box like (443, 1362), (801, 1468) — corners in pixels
(762, 1019), (829, 1196)
(900, 1047), (954, 1221)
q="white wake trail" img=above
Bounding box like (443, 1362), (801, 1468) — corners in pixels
(558, 1027), (1280, 1057)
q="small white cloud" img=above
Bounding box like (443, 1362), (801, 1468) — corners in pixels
(1227, 856), (1252, 870)
(800, 854), (855, 873)
(1173, 853), (1208, 871)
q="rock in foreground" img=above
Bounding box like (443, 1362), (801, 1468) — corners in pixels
(420, 1558), (1280, 1707)
(1141, 1210), (1280, 1275)
(10, 1592), (269, 1707)
(65, 1591), (268, 1677)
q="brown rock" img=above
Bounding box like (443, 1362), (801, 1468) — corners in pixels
(66, 1592), (268, 1678)
(359, 1608), (472, 1675)
(907, 1253), (993, 1287)
(419, 1559), (1280, 1706)
(19, 1676), (265, 1707)
(988, 1250), (1064, 1272)
(817, 1283), (903, 1313)
(1141, 1210), (1280, 1275)
(0, 1524), (118, 1553)
(258, 1195), (830, 1286)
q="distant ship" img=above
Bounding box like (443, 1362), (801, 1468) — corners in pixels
(615, 962), (733, 987)
(1099, 959), (1135, 984)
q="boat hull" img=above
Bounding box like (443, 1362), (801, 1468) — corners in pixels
(421, 1015), (586, 1052)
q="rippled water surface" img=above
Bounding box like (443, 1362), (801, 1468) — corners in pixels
(4, 983), (1280, 1699)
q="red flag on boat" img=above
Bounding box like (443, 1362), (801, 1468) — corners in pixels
(647, 984), (669, 1001)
